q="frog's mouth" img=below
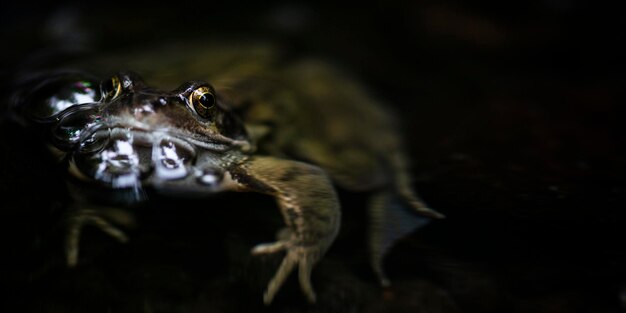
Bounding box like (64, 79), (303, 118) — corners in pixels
(68, 126), (226, 191)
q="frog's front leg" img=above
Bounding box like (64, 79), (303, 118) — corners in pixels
(65, 206), (135, 267)
(226, 156), (341, 304)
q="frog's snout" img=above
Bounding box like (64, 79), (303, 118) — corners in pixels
(123, 93), (165, 119)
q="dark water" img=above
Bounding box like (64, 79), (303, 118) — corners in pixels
(1, 1), (625, 312)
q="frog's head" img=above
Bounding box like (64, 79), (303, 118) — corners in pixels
(15, 71), (250, 192)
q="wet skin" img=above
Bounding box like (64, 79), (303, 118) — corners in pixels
(13, 62), (443, 304)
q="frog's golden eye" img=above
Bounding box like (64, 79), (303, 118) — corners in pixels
(189, 86), (216, 119)
(101, 75), (122, 100)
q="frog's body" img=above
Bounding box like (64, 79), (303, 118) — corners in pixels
(12, 42), (443, 304)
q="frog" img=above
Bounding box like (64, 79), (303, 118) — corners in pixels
(10, 42), (444, 305)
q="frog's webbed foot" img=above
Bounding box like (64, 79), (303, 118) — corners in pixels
(65, 207), (135, 267)
(368, 190), (440, 287)
(252, 240), (321, 304)
(226, 156), (341, 304)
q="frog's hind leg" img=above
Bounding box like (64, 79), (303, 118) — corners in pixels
(367, 190), (440, 286)
(65, 207), (135, 267)
(368, 149), (446, 285)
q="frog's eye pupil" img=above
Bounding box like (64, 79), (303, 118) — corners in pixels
(199, 93), (215, 108)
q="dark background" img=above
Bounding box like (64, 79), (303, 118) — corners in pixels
(1, 1), (625, 312)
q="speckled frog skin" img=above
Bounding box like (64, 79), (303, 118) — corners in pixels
(12, 42), (444, 304)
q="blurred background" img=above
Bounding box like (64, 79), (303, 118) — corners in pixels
(1, 1), (625, 312)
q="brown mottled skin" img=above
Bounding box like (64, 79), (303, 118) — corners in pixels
(16, 42), (443, 305)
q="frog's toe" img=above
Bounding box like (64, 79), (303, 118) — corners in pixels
(412, 205), (446, 219)
(66, 231), (80, 267)
(251, 241), (288, 255)
(65, 211), (130, 267)
(262, 248), (297, 304)
(252, 241), (319, 304)
(297, 255), (317, 303)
